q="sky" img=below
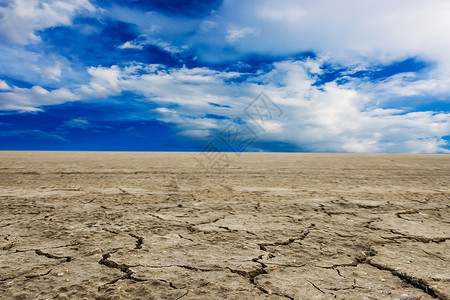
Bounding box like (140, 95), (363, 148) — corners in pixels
(0, 0), (449, 152)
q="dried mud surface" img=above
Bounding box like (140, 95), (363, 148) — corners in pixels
(0, 151), (449, 300)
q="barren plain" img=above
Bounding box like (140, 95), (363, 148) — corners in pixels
(0, 152), (449, 299)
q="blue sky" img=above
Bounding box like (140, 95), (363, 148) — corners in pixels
(0, 0), (449, 152)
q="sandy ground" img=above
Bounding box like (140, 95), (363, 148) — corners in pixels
(0, 151), (449, 300)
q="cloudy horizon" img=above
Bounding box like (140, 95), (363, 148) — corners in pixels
(0, 0), (449, 152)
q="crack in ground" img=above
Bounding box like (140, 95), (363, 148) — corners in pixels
(185, 224), (256, 237)
(310, 245), (438, 296)
(2, 242), (14, 250)
(307, 280), (326, 294)
(8, 242), (81, 254)
(258, 230), (310, 250)
(228, 266), (293, 299)
(334, 232), (355, 238)
(24, 269), (52, 279)
(358, 248), (441, 299)
(317, 277), (364, 292)
(147, 213), (226, 226)
(99, 253), (132, 276)
(97, 258), (150, 294)
(117, 187), (129, 194)
(366, 259), (440, 299)
(2, 261), (53, 281)
(98, 252), (145, 285)
(264, 262), (308, 268)
(148, 213), (170, 221)
(389, 229), (448, 243)
(396, 210), (420, 221)
(128, 233), (144, 249)
(314, 264), (348, 278)
(140, 264), (218, 272)
(0, 276), (16, 282)
(319, 204), (357, 217)
(156, 205), (201, 213)
(176, 233), (194, 242)
(176, 290), (189, 299)
(230, 231), (313, 299)
(35, 249), (71, 262)
(365, 223), (448, 243)
(102, 228), (119, 234)
(156, 278), (190, 292)
(194, 215), (227, 226)
(215, 225), (257, 236)
(420, 249), (449, 262)
(234, 252), (294, 299)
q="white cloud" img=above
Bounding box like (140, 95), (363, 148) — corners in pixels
(199, 20), (217, 32)
(0, 0), (95, 45)
(258, 3), (307, 23)
(0, 85), (80, 111)
(2, 58), (448, 152)
(31, 61), (62, 81)
(99, 0), (450, 120)
(61, 118), (111, 131)
(118, 35), (187, 54)
(210, 0), (450, 66)
(0, 0), (447, 153)
(0, 44), (80, 86)
(63, 118), (90, 129)
(153, 107), (176, 114)
(105, 0), (450, 86)
(176, 129), (211, 138)
(118, 41), (144, 50)
(0, 79), (11, 90)
(226, 26), (258, 42)
(356, 73), (450, 98)
(74, 61), (449, 153)
(77, 65), (124, 98)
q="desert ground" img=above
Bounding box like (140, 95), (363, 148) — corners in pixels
(0, 151), (449, 299)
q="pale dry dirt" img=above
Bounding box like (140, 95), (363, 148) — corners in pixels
(0, 151), (449, 300)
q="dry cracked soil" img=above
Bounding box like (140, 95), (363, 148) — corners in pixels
(0, 152), (449, 300)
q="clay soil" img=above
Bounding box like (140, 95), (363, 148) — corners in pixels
(0, 151), (449, 299)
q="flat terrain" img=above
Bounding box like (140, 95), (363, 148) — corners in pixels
(0, 152), (449, 300)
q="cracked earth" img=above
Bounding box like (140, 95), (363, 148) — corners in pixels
(0, 152), (449, 299)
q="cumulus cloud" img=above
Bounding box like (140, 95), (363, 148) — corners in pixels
(1, 0), (449, 152)
(3, 59), (441, 152)
(105, 0), (450, 100)
(0, 84), (80, 111)
(105, 0), (450, 71)
(0, 44), (81, 86)
(118, 35), (187, 53)
(118, 41), (144, 50)
(30, 61), (62, 82)
(352, 73), (450, 100)
(0, 79), (11, 90)
(203, 0), (450, 66)
(0, 0), (95, 44)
